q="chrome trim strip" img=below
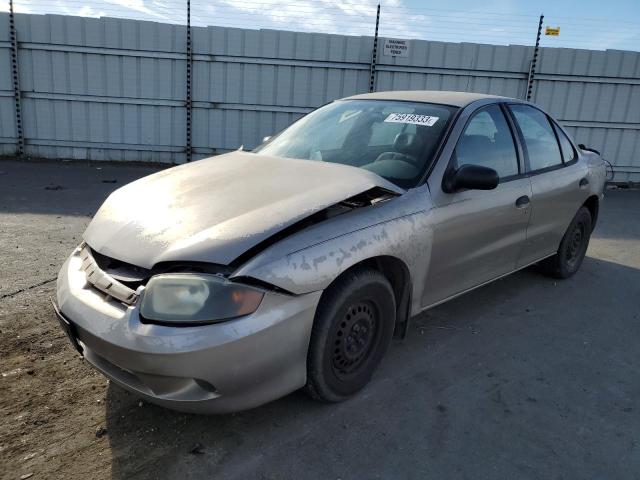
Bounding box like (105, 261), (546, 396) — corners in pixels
(79, 245), (139, 305)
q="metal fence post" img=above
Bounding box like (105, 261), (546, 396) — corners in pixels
(526, 14), (544, 102)
(8, 0), (24, 156)
(185, 0), (193, 162)
(369, 4), (380, 93)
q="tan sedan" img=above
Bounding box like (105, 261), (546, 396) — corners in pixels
(54, 91), (606, 413)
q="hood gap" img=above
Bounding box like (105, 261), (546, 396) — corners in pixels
(228, 186), (399, 269)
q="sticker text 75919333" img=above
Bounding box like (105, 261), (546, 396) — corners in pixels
(384, 113), (439, 126)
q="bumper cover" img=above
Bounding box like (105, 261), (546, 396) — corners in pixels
(56, 250), (321, 413)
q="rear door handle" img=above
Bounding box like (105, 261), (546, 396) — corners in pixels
(579, 178), (589, 188)
(515, 195), (530, 208)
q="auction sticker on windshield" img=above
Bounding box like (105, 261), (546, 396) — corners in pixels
(384, 113), (439, 126)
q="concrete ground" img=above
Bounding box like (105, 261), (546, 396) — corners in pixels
(1, 159), (639, 480)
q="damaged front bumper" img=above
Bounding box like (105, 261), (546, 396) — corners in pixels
(55, 249), (322, 414)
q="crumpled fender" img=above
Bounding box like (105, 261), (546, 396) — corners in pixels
(231, 188), (434, 315)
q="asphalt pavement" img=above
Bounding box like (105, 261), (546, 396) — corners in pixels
(1, 158), (639, 480)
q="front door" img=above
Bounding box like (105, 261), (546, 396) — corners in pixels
(423, 104), (532, 307)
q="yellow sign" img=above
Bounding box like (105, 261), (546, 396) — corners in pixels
(545, 26), (560, 36)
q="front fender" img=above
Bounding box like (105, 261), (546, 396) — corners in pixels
(231, 211), (433, 315)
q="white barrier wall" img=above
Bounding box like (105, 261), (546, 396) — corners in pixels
(0, 13), (638, 181)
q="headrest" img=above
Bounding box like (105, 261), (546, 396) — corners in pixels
(394, 133), (421, 155)
(457, 134), (493, 164)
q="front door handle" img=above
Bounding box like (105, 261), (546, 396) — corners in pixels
(515, 195), (530, 208)
(579, 178), (589, 188)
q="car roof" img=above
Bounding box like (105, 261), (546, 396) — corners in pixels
(342, 90), (513, 107)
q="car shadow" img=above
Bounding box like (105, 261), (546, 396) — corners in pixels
(105, 255), (640, 480)
(104, 380), (329, 479)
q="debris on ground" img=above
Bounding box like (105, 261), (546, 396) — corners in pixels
(190, 443), (206, 455)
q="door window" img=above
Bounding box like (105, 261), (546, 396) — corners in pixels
(454, 105), (519, 179)
(510, 105), (563, 171)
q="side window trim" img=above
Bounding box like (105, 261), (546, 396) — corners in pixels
(550, 119), (578, 165)
(499, 102), (526, 177)
(445, 103), (523, 186)
(503, 104), (530, 172)
(546, 114), (567, 165)
(505, 102), (567, 176)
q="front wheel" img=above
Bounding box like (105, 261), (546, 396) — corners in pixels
(540, 206), (592, 279)
(305, 267), (396, 402)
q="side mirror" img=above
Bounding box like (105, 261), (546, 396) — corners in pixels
(443, 164), (499, 193)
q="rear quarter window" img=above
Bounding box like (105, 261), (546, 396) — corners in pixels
(554, 123), (577, 163)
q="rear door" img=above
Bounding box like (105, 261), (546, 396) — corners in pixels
(423, 104), (532, 307)
(506, 104), (589, 266)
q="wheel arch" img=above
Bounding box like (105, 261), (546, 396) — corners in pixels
(583, 195), (599, 232)
(319, 255), (413, 339)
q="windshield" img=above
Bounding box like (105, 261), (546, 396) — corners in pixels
(253, 100), (457, 189)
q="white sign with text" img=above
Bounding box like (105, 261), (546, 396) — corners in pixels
(383, 38), (410, 57)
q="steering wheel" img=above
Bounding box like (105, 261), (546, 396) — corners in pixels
(374, 151), (421, 167)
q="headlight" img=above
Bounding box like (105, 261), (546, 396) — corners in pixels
(140, 273), (264, 324)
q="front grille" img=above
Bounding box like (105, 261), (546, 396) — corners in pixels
(79, 245), (141, 305)
(90, 248), (150, 289)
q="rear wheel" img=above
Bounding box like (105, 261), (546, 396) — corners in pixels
(540, 206), (592, 279)
(305, 267), (396, 402)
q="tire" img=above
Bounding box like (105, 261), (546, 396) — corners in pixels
(305, 267), (396, 402)
(539, 206), (592, 279)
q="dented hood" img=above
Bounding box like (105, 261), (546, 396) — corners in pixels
(84, 151), (403, 268)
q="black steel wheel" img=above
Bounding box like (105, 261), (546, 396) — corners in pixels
(565, 221), (586, 269)
(305, 267), (396, 402)
(330, 300), (380, 379)
(540, 206), (592, 279)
